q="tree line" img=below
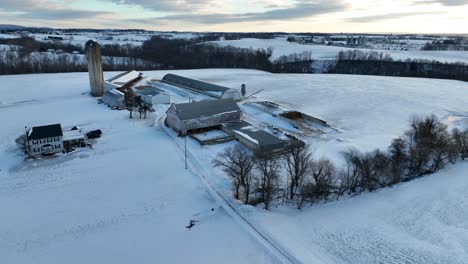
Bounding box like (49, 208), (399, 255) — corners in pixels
(214, 114), (468, 210)
(0, 36), (314, 75)
(422, 38), (468, 51)
(328, 50), (468, 82)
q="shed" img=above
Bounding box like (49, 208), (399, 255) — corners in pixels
(222, 121), (298, 157)
(135, 86), (170, 105)
(166, 99), (242, 135)
(102, 89), (125, 109)
(162, 74), (241, 100)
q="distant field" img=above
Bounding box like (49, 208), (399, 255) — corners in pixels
(209, 38), (468, 64)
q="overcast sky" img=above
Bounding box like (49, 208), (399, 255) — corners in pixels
(0, 0), (467, 33)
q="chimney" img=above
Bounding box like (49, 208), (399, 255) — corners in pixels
(85, 40), (104, 97)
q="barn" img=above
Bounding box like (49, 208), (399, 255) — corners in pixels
(162, 74), (241, 100)
(166, 99), (242, 136)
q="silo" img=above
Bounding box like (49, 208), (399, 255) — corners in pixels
(85, 40), (104, 97)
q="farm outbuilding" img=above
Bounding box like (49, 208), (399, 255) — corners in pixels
(162, 74), (241, 100)
(101, 89), (125, 109)
(166, 99), (242, 136)
(104, 70), (143, 93)
(222, 121), (304, 158)
(134, 86), (170, 105)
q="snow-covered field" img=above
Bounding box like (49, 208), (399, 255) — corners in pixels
(1, 69), (467, 263)
(209, 38), (468, 64)
(0, 72), (275, 264)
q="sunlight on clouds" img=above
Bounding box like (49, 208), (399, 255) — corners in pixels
(0, 0), (466, 33)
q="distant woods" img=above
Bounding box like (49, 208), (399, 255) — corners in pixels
(0, 36), (313, 75)
(327, 50), (468, 82)
(1, 36), (468, 82)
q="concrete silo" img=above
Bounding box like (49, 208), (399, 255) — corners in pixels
(85, 40), (104, 97)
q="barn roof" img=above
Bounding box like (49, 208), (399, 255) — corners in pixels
(162, 74), (230, 95)
(28, 124), (63, 140)
(223, 121), (285, 148)
(106, 70), (142, 86)
(171, 99), (240, 121)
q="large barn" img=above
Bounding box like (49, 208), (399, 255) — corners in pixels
(162, 74), (241, 100)
(166, 99), (242, 136)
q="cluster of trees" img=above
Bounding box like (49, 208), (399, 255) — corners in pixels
(123, 89), (152, 119)
(140, 36), (274, 70)
(139, 36), (313, 73)
(0, 36), (82, 54)
(328, 50), (468, 82)
(272, 51), (314, 73)
(422, 38), (468, 51)
(214, 115), (468, 210)
(0, 35), (314, 75)
(0, 51), (156, 75)
(0, 37), (159, 75)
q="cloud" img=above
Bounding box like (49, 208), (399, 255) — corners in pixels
(109, 0), (216, 12)
(413, 0), (468, 6)
(346, 11), (442, 23)
(0, 0), (110, 21)
(128, 0), (347, 25)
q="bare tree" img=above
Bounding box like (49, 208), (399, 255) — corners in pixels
(255, 157), (280, 210)
(213, 145), (255, 204)
(282, 145), (312, 200)
(388, 138), (407, 183)
(452, 128), (468, 160)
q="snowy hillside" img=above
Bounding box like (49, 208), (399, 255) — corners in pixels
(1, 70), (467, 263)
(209, 38), (468, 64)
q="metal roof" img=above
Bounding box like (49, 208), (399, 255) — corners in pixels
(162, 74), (230, 95)
(28, 124), (63, 140)
(223, 121), (285, 148)
(171, 99), (241, 121)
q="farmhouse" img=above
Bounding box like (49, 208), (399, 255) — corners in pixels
(104, 70), (143, 93)
(162, 74), (241, 100)
(26, 124), (64, 157)
(134, 86), (170, 105)
(166, 99), (242, 136)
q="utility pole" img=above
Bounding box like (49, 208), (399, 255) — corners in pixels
(184, 136), (188, 170)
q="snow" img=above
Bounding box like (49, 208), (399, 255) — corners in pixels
(233, 130), (259, 145)
(191, 130), (230, 141)
(0, 72), (275, 264)
(209, 38), (468, 64)
(1, 69), (468, 263)
(62, 129), (85, 141)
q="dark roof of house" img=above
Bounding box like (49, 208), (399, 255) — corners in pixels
(28, 124), (63, 140)
(170, 99), (241, 121)
(162, 74), (230, 94)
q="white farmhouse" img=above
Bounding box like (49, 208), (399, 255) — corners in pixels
(26, 124), (64, 157)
